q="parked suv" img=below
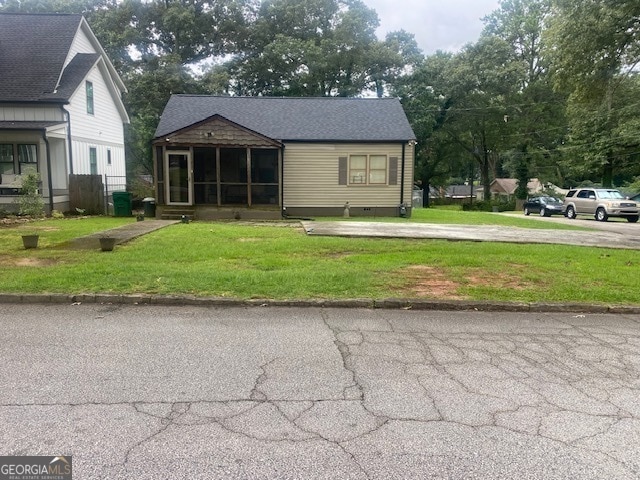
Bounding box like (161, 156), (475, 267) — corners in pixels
(564, 188), (639, 222)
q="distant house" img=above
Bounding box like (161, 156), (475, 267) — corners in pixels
(0, 13), (129, 213)
(490, 178), (543, 200)
(152, 96), (416, 219)
(428, 185), (485, 202)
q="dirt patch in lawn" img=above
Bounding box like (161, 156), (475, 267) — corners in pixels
(397, 265), (534, 299)
(0, 256), (58, 267)
(399, 266), (468, 300)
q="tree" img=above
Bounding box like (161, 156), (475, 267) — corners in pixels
(219, 0), (419, 97)
(547, 0), (640, 186)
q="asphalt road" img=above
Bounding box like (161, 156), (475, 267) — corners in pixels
(1, 304), (640, 479)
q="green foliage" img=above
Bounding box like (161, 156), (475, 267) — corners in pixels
(462, 200), (515, 212)
(16, 170), (44, 217)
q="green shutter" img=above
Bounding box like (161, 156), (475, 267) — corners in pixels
(338, 156), (347, 185)
(389, 157), (398, 185)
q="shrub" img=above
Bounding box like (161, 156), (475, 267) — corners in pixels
(16, 169), (45, 217)
(462, 200), (516, 212)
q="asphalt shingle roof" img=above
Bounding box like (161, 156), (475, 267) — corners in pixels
(154, 95), (416, 142)
(0, 13), (83, 102)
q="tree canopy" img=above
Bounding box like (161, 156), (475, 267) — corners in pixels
(2, 0), (639, 195)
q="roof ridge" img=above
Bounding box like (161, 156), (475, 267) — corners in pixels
(171, 94), (399, 101)
(0, 12), (82, 16)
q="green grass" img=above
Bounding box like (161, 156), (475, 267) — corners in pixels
(0, 218), (638, 305)
(318, 207), (589, 230)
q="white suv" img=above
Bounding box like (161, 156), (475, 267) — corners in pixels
(564, 188), (639, 222)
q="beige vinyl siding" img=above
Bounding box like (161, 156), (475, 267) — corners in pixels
(283, 142), (413, 208)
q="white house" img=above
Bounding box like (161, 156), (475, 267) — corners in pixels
(0, 13), (129, 213)
(152, 96), (416, 219)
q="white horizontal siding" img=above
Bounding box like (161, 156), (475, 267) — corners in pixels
(72, 139), (125, 181)
(64, 24), (96, 68)
(0, 106), (63, 122)
(67, 64), (124, 145)
(283, 143), (414, 208)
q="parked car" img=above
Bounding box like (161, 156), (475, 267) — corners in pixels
(563, 188), (639, 222)
(523, 196), (564, 217)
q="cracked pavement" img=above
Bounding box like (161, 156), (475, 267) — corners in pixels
(1, 304), (639, 479)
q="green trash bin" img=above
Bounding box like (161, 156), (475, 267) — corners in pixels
(112, 191), (132, 217)
(142, 197), (156, 218)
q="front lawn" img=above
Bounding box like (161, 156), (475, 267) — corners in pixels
(0, 218), (638, 305)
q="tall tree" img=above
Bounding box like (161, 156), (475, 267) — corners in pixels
(220, 0), (419, 97)
(547, 0), (640, 186)
(484, 0), (567, 187)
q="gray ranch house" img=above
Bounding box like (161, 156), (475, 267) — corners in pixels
(152, 95), (416, 219)
(0, 13), (129, 213)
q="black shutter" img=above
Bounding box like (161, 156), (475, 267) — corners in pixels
(338, 156), (348, 185)
(389, 156), (398, 185)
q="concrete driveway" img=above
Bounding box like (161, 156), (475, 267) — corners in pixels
(1, 304), (639, 479)
(302, 217), (640, 249)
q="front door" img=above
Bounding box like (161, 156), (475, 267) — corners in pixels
(165, 151), (192, 205)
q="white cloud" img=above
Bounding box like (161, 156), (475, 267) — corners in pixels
(366, 0), (501, 54)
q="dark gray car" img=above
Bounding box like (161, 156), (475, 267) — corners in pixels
(523, 196), (564, 217)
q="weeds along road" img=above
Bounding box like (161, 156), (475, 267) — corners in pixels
(1, 303), (639, 479)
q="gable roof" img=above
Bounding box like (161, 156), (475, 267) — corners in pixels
(154, 95), (416, 142)
(0, 13), (126, 110)
(0, 13), (82, 102)
(490, 178), (543, 195)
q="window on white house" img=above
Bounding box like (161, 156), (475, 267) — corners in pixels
(107, 149), (112, 165)
(348, 154), (388, 185)
(89, 147), (97, 175)
(0, 144), (14, 174)
(86, 81), (94, 115)
(18, 144), (37, 173)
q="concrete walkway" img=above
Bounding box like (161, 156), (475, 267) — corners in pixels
(301, 220), (640, 250)
(69, 219), (179, 249)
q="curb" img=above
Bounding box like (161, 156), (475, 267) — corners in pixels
(0, 293), (639, 314)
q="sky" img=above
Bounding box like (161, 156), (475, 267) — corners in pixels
(365, 0), (502, 54)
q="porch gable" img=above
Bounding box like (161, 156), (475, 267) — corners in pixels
(154, 115), (282, 148)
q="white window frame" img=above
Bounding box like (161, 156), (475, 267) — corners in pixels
(348, 154), (388, 186)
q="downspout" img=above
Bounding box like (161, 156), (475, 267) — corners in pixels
(42, 132), (55, 214)
(62, 107), (74, 174)
(280, 144), (286, 218)
(400, 141), (406, 205)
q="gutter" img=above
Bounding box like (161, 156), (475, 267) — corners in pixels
(61, 107), (74, 175)
(42, 132), (55, 214)
(280, 144), (286, 218)
(400, 141), (406, 205)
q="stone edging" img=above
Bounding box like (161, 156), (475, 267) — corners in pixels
(0, 293), (639, 314)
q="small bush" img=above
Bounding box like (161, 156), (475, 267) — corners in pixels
(16, 170), (45, 217)
(462, 200), (515, 212)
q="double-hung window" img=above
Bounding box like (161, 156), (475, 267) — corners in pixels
(348, 154), (387, 185)
(0, 144), (14, 174)
(18, 144), (37, 173)
(0, 144), (38, 175)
